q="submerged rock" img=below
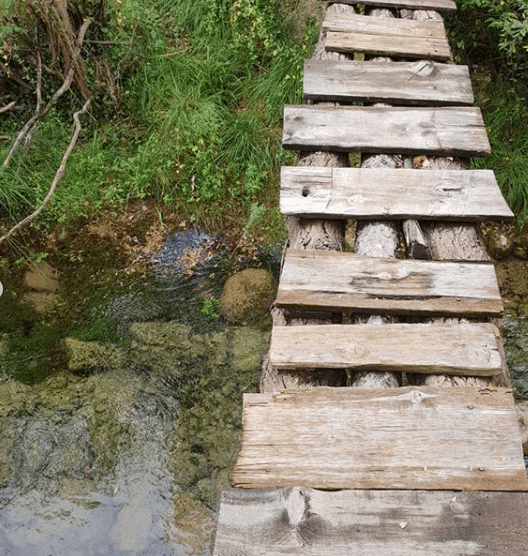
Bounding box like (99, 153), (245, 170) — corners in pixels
(64, 338), (126, 374)
(220, 268), (276, 325)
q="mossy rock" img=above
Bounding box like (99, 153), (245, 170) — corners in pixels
(64, 338), (126, 374)
(220, 268), (276, 325)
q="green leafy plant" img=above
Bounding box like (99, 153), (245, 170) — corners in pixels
(200, 298), (221, 320)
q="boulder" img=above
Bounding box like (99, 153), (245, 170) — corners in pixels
(516, 401), (528, 456)
(219, 269), (276, 325)
(486, 230), (514, 259)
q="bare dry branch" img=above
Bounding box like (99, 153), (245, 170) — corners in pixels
(0, 98), (92, 245)
(2, 18), (92, 168)
(0, 102), (15, 115)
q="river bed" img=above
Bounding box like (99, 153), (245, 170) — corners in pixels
(0, 228), (527, 555)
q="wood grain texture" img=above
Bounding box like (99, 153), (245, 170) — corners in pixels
(333, 0), (457, 10)
(275, 248), (504, 318)
(232, 387), (527, 491)
(269, 322), (503, 376)
(304, 59), (473, 105)
(280, 167), (514, 221)
(214, 488), (528, 556)
(282, 105), (491, 157)
(323, 13), (451, 60)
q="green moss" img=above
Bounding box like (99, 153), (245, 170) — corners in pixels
(63, 338), (127, 374)
(170, 326), (268, 508)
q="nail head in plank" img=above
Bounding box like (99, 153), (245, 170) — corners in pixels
(215, 489), (528, 556)
(280, 167), (513, 221)
(232, 386), (527, 491)
(330, 0), (457, 10)
(283, 105), (491, 157)
(323, 13), (451, 61)
(276, 248), (504, 318)
(303, 59), (474, 106)
(269, 322), (502, 375)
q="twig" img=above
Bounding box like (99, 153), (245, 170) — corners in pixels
(24, 48), (43, 153)
(0, 102), (15, 115)
(0, 98), (92, 245)
(2, 18), (92, 168)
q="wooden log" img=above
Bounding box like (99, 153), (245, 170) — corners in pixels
(276, 248), (504, 318)
(283, 105), (491, 157)
(280, 167), (514, 221)
(404, 9), (506, 389)
(232, 386), (527, 490)
(350, 7), (406, 389)
(269, 322), (503, 376)
(214, 488), (528, 556)
(323, 12), (451, 60)
(260, 2), (356, 393)
(403, 219), (429, 258)
(303, 59), (474, 106)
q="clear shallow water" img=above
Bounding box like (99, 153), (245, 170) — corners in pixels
(0, 370), (184, 556)
(0, 230), (275, 555)
(1, 228), (527, 554)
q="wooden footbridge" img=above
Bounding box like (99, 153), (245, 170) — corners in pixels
(213, 2), (528, 553)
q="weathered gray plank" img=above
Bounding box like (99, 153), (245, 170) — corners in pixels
(280, 167), (514, 221)
(276, 248), (504, 318)
(282, 106), (491, 157)
(304, 59), (473, 105)
(331, 0), (457, 10)
(232, 387), (527, 491)
(323, 13), (451, 60)
(214, 488), (528, 556)
(269, 322), (503, 376)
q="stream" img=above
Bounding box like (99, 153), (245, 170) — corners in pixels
(0, 230), (275, 555)
(0, 230), (527, 555)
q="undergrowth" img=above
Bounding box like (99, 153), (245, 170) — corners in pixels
(0, 0), (319, 232)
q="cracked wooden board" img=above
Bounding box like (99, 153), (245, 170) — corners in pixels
(282, 106), (491, 157)
(214, 488), (528, 556)
(280, 167), (513, 221)
(331, 0), (457, 10)
(323, 13), (451, 60)
(269, 322), (503, 376)
(275, 248), (504, 318)
(303, 59), (473, 105)
(232, 387), (527, 491)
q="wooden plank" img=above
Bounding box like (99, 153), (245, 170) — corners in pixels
(232, 387), (527, 490)
(269, 322), (502, 376)
(214, 488), (528, 556)
(329, 0), (457, 11)
(276, 248), (504, 318)
(280, 167), (514, 221)
(282, 106), (491, 157)
(303, 59), (474, 105)
(323, 13), (451, 60)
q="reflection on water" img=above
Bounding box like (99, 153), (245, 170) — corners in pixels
(0, 370), (182, 555)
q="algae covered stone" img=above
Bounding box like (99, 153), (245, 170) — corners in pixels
(64, 338), (126, 374)
(219, 268), (276, 325)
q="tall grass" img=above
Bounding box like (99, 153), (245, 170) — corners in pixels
(470, 75), (528, 224)
(0, 0), (316, 229)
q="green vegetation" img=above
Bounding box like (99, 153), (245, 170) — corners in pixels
(447, 0), (528, 223)
(0, 0), (320, 233)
